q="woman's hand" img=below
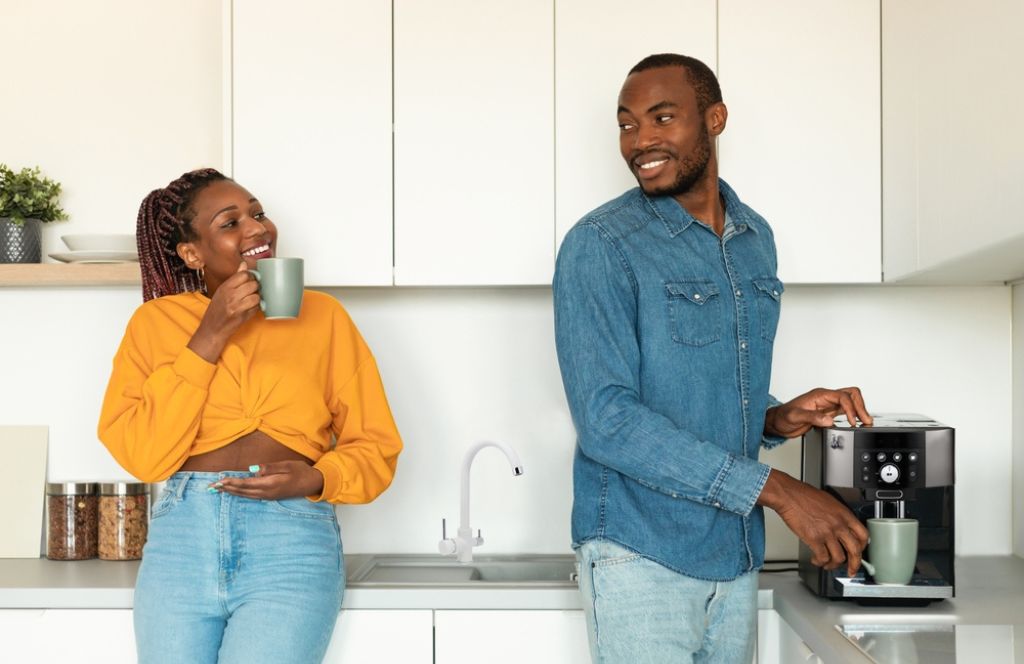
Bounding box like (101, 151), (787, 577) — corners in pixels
(188, 262), (261, 363)
(211, 461), (326, 500)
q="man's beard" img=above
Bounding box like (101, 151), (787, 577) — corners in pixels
(638, 126), (712, 198)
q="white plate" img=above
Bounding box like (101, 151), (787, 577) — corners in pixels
(61, 233), (136, 252)
(49, 250), (139, 263)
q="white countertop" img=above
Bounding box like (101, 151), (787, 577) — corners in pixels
(2, 555), (1022, 661)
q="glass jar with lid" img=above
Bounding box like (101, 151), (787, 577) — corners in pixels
(46, 482), (98, 560)
(98, 482), (149, 560)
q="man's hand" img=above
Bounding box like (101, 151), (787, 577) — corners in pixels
(757, 470), (869, 577)
(765, 386), (872, 439)
(212, 461), (325, 500)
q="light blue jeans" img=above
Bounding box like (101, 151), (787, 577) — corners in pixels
(576, 539), (758, 664)
(134, 471), (344, 664)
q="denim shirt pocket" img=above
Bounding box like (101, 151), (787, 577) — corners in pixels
(752, 278), (784, 342)
(664, 280), (722, 346)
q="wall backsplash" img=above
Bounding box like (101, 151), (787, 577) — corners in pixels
(0, 285), (1012, 558)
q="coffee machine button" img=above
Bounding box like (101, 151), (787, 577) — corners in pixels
(908, 452), (918, 462)
(893, 452), (903, 462)
(880, 463), (900, 483)
(861, 452), (871, 462)
(862, 474), (871, 483)
(909, 470), (918, 480)
(877, 452), (887, 462)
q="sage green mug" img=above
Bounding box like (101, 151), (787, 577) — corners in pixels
(249, 257), (303, 319)
(862, 518), (918, 585)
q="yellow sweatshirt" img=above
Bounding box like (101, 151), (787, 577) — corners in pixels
(98, 289), (402, 504)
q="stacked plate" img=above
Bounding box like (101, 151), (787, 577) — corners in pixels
(50, 234), (139, 263)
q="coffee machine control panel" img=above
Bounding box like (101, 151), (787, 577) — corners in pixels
(854, 444), (924, 490)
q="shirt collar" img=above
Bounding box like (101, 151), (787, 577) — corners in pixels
(643, 178), (759, 238)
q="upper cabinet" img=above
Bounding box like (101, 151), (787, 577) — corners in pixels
(392, 0), (554, 286)
(882, 0), (1024, 284)
(554, 0), (717, 246)
(717, 0), (882, 284)
(231, 0), (393, 286)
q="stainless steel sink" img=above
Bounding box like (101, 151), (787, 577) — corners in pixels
(346, 554), (578, 586)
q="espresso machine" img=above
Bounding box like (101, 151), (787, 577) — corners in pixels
(798, 414), (955, 605)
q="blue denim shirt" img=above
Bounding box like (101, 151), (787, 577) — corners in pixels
(553, 179), (785, 581)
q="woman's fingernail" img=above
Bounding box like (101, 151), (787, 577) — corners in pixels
(207, 486), (218, 494)
(249, 464), (260, 473)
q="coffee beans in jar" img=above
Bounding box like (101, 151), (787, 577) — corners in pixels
(98, 482), (149, 560)
(46, 483), (98, 560)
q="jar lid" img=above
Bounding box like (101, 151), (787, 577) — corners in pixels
(99, 482), (149, 495)
(46, 482), (97, 495)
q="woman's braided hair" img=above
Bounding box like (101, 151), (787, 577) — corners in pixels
(136, 168), (228, 301)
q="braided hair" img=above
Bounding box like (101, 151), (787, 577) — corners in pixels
(136, 168), (228, 302)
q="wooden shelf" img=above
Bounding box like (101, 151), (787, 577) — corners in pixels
(0, 262), (141, 287)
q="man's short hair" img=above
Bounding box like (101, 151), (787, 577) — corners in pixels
(629, 54), (723, 113)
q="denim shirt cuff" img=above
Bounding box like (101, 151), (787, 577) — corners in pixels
(761, 393), (787, 449)
(707, 455), (772, 517)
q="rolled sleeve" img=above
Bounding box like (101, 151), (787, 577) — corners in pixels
(761, 393), (788, 449)
(708, 454), (772, 516)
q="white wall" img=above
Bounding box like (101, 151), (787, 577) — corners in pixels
(0, 285), (1014, 557)
(1014, 284), (1024, 556)
(0, 0), (224, 256)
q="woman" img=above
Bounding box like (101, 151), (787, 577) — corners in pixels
(98, 168), (402, 663)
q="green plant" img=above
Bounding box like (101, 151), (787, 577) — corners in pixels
(0, 163), (69, 225)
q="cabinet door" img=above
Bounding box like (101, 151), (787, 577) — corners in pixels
(883, 0), (1024, 283)
(0, 609), (136, 663)
(434, 610), (591, 664)
(718, 0), (881, 283)
(232, 0), (393, 286)
(393, 0), (554, 285)
(555, 0), (716, 246)
(323, 610), (433, 664)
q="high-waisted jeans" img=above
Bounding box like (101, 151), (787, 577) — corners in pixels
(134, 471), (344, 664)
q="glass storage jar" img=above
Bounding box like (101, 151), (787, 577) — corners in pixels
(98, 482), (149, 560)
(46, 482), (98, 560)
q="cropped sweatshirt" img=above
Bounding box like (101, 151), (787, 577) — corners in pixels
(98, 289), (402, 504)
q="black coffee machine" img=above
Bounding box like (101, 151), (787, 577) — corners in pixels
(798, 414), (955, 605)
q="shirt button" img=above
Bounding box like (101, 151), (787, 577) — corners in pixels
(694, 293), (702, 300)
(713, 501), (722, 508)
(741, 342), (748, 350)
(773, 290), (779, 296)
(735, 289), (742, 297)
(743, 399), (749, 406)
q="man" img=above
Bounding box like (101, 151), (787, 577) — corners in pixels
(553, 53), (872, 663)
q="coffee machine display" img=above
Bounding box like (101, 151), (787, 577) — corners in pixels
(798, 414), (954, 604)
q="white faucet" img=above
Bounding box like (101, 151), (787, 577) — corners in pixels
(438, 440), (524, 563)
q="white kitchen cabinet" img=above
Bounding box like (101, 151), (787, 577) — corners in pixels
(554, 0), (717, 247)
(718, 0), (881, 284)
(393, 0), (554, 285)
(882, 0), (1024, 284)
(231, 0), (393, 286)
(434, 610), (591, 664)
(323, 610), (433, 664)
(0, 609), (135, 663)
(757, 609), (821, 664)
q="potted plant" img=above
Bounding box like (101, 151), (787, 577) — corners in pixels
(0, 164), (69, 263)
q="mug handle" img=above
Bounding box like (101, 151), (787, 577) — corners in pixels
(247, 270), (267, 312)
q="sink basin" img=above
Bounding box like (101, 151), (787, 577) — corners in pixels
(347, 554), (578, 586)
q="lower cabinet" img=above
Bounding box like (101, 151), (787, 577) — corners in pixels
(0, 609), (136, 663)
(324, 609), (433, 663)
(757, 609), (822, 664)
(434, 610), (592, 664)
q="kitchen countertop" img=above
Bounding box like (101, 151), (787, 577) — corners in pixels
(2, 556), (1022, 661)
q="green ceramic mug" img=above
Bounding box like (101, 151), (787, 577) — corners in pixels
(248, 257), (303, 319)
(862, 518), (918, 585)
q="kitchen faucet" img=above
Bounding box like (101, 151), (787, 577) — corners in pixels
(438, 440), (524, 563)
